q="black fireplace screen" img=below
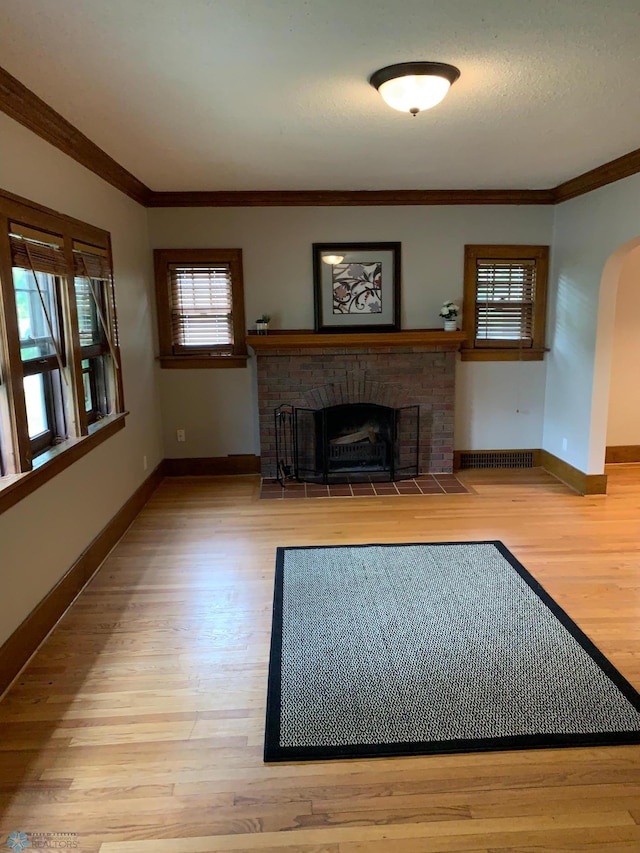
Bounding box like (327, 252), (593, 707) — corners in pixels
(275, 402), (419, 484)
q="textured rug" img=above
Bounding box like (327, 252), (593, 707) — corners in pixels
(265, 541), (640, 762)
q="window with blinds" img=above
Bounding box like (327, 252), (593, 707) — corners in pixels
(0, 192), (125, 486)
(73, 242), (117, 349)
(10, 225), (67, 365)
(475, 259), (536, 346)
(154, 248), (247, 367)
(169, 263), (234, 351)
(8, 226), (69, 455)
(72, 242), (119, 424)
(10, 225), (68, 277)
(461, 245), (549, 362)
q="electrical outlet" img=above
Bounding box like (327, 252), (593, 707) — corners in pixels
(176, 429), (186, 442)
(143, 455), (148, 471)
(562, 437), (568, 452)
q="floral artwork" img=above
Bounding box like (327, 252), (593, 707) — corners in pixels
(313, 242), (400, 332)
(332, 262), (382, 315)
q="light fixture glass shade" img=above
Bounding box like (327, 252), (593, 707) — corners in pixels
(378, 74), (451, 113)
(370, 62), (460, 115)
(322, 254), (344, 265)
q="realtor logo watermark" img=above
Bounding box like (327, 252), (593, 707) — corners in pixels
(6, 831), (78, 850)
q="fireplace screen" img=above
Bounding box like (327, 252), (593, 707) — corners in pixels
(278, 402), (419, 484)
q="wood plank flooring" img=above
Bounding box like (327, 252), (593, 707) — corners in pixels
(1, 465), (640, 852)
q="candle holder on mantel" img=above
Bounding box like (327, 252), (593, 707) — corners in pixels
(255, 314), (271, 335)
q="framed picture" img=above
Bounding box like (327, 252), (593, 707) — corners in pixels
(313, 242), (401, 333)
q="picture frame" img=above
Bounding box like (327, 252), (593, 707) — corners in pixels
(312, 242), (401, 333)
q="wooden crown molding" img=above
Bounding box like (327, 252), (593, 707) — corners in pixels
(0, 65), (151, 206)
(553, 147), (640, 203)
(146, 188), (555, 207)
(1, 64), (640, 208)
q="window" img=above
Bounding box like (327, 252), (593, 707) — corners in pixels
(11, 228), (68, 457)
(461, 245), (549, 361)
(73, 242), (119, 424)
(154, 248), (247, 368)
(0, 190), (125, 505)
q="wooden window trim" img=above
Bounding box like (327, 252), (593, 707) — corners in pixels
(0, 188), (125, 496)
(461, 244), (549, 362)
(153, 248), (248, 369)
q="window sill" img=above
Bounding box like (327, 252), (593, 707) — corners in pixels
(158, 354), (249, 369)
(460, 348), (546, 362)
(0, 412), (127, 515)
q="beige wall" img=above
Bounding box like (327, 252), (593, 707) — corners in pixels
(546, 173), (640, 473)
(2, 99), (637, 653)
(148, 205), (553, 456)
(0, 114), (163, 647)
(607, 246), (640, 446)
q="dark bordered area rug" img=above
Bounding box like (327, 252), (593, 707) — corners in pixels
(264, 541), (640, 762)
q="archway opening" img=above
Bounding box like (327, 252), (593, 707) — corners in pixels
(591, 237), (640, 473)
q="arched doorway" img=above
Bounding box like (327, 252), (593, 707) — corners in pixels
(605, 243), (640, 459)
(590, 237), (640, 473)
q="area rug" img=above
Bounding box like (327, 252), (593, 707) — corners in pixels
(264, 541), (640, 762)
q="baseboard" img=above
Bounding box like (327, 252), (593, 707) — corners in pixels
(605, 445), (640, 464)
(0, 463), (164, 697)
(540, 450), (607, 495)
(453, 447), (607, 495)
(164, 455), (261, 476)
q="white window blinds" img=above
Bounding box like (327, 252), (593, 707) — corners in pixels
(169, 263), (234, 350)
(475, 259), (536, 347)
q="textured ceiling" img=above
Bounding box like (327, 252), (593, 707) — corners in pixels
(2, 0), (640, 192)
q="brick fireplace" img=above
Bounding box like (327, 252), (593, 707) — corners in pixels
(248, 330), (465, 479)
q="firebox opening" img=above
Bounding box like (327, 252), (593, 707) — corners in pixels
(322, 403), (392, 477)
(285, 400), (420, 485)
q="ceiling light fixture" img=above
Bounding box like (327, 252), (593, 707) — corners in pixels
(321, 254), (344, 265)
(369, 62), (460, 116)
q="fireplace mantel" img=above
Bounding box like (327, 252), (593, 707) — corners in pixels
(246, 328), (466, 353)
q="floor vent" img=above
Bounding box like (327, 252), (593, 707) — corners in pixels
(458, 450), (535, 470)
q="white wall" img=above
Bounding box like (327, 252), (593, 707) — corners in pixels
(0, 114), (163, 647)
(545, 173), (640, 473)
(148, 205), (553, 456)
(606, 246), (640, 446)
(455, 361), (547, 450)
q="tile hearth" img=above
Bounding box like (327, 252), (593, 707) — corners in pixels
(260, 474), (470, 500)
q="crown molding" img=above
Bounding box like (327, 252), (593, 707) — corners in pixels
(146, 188), (555, 207)
(1, 64), (640, 208)
(0, 66), (151, 206)
(553, 146), (640, 203)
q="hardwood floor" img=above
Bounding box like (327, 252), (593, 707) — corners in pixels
(1, 466), (639, 852)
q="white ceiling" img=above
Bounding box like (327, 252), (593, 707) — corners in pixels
(2, 0), (640, 193)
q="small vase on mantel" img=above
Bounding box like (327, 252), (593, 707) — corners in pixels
(439, 301), (460, 332)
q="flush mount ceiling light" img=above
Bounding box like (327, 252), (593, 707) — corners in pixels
(321, 254), (344, 265)
(369, 62), (460, 115)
